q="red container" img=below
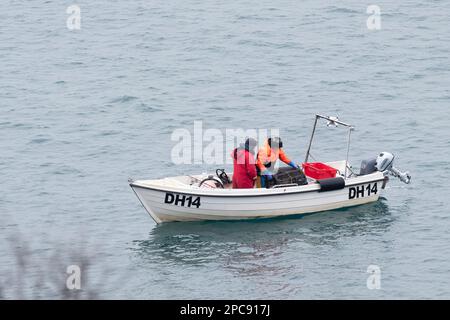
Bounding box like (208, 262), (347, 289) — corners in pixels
(302, 162), (337, 180)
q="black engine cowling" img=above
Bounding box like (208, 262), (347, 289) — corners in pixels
(359, 158), (377, 176)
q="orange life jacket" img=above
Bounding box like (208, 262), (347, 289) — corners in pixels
(256, 140), (291, 172)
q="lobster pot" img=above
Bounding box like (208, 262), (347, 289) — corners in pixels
(268, 167), (308, 188)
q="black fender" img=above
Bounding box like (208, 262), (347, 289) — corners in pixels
(317, 177), (346, 192)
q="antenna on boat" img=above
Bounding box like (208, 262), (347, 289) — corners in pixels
(304, 114), (354, 179)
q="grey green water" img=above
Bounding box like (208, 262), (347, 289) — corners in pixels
(1, 0), (450, 299)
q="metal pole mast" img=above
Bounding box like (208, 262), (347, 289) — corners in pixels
(304, 115), (319, 163)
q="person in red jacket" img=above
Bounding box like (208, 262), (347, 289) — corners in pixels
(231, 138), (258, 189)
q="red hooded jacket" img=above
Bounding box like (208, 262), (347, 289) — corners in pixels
(231, 148), (257, 189)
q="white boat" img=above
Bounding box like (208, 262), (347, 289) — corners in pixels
(130, 115), (411, 224)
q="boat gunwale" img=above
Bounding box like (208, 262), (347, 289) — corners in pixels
(129, 175), (385, 198)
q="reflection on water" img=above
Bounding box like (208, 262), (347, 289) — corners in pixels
(131, 200), (392, 277)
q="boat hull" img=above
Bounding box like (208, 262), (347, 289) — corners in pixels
(130, 173), (385, 223)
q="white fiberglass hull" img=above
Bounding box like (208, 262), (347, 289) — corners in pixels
(130, 171), (386, 224)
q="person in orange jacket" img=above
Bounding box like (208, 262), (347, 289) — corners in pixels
(256, 137), (298, 188)
(231, 138), (258, 189)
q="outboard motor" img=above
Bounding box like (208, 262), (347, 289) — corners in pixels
(375, 152), (411, 184)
